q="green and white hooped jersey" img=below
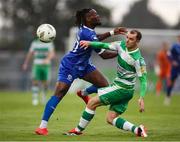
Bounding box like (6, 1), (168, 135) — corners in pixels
(110, 40), (146, 88)
(90, 40), (147, 97)
(29, 39), (54, 65)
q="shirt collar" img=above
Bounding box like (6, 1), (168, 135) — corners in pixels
(83, 25), (94, 32)
(127, 47), (139, 53)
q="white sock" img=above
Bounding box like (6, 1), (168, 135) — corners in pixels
(75, 127), (81, 132)
(32, 93), (38, 100)
(134, 127), (138, 134)
(39, 120), (48, 128)
(123, 121), (138, 134)
(123, 121), (134, 131)
(32, 86), (39, 102)
(78, 117), (90, 130)
(81, 89), (88, 96)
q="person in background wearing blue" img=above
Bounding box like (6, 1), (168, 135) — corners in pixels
(35, 8), (127, 135)
(165, 35), (180, 105)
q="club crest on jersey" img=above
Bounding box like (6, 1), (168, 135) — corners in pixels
(67, 74), (73, 81)
(91, 35), (98, 40)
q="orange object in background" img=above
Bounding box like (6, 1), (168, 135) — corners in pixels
(155, 42), (171, 95)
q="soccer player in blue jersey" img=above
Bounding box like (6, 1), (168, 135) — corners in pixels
(165, 35), (180, 105)
(35, 8), (127, 135)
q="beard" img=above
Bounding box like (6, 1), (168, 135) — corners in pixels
(97, 21), (102, 26)
(93, 21), (101, 27)
(92, 17), (101, 25)
(96, 19), (101, 26)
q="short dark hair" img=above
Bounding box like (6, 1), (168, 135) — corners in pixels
(75, 8), (92, 28)
(130, 30), (142, 41)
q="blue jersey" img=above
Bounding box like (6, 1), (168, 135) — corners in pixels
(169, 43), (180, 67)
(61, 25), (102, 70)
(58, 26), (103, 84)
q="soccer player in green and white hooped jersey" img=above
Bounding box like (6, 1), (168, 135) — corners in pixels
(22, 38), (55, 106)
(66, 30), (148, 137)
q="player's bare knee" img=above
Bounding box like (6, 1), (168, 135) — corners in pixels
(106, 112), (118, 125)
(87, 96), (100, 110)
(106, 115), (114, 125)
(32, 81), (39, 86)
(54, 90), (65, 99)
(87, 98), (96, 109)
(54, 84), (68, 99)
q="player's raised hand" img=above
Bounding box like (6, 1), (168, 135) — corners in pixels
(138, 97), (145, 113)
(114, 27), (127, 35)
(80, 40), (90, 49)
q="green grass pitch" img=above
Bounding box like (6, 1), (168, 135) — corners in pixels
(0, 91), (180, 141)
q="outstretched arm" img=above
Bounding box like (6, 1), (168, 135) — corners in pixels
(99, 50), (118, 59)
(97, 27), (127, 41)
(80, 40), (119, 51)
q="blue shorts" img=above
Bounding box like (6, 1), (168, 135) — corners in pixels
(170, 67), (180, 81)
(57, 61), (96, 85)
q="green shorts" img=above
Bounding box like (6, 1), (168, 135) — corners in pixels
(98, 83), (134, 114)
(32, 64), (51, 81)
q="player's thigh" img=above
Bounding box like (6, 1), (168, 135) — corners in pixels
(57, 63), (77, 85)
(83, 69), (108, 87)
(98, 84), (133, 104)
(106, 111), (119, 123)
(98, 85), (133, 114)
(40, 65), (50, 81)
(87, 96), (102, 109)
(109, 102), (129, 114)
(32, 64), (41, 80)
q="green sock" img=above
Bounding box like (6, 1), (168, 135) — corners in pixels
(113, 117), (126, 129)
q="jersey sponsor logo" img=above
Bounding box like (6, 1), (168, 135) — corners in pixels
(139, 58), (146, 74)
(140, 66), (146, 74)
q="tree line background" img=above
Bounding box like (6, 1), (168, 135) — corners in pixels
(0, 0), (179, 51)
